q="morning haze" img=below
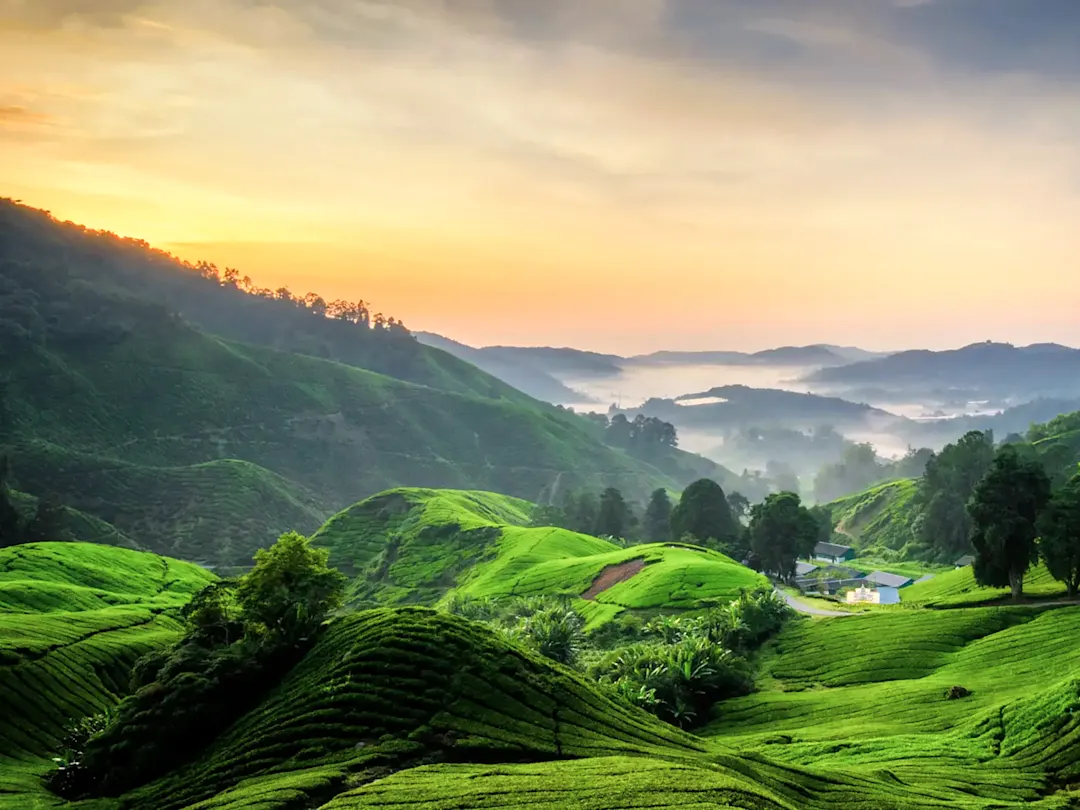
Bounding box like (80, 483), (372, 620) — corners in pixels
(5, 4), (1080, 810)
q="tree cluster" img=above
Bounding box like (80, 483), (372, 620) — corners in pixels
(47, 532), (346, 799)
(914, 431), (996, 560)
(967, 446), (1080, 600)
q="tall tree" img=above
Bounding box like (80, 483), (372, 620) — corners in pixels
(643, 488), (673, 543)
(1037, 474), (1080, 598)
(21, 497), (67, 544)
(669, 479), (739, 553)
(918, 430), (996, 558)
(748, 492), (820, 581)
(968, 447), (1051, 601)
(595, 487), (631, 539)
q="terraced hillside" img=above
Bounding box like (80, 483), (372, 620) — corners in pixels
(704, 606), (1080, 808)
(902, 561), (1068, 607)
(312, 487), (769, 625)
(2, 234), (734, 565)
(0, 542), (214, 800)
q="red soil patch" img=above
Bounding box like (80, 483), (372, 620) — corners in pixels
(581, 559), (647, 600)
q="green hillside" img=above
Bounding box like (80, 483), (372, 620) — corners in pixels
(2, 229), (734, 566)
(5, 599), (1078, 809)
(311, 487), (769, 623)
(827, 478), (920, 554)
(705, 606), (1080, 808)
(0, 542), (214, 792)
(902, 561), (1067, 607)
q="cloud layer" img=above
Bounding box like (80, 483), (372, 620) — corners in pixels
(2, 0), (1079, 350)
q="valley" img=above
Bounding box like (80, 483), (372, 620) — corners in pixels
(2, 201), (1080, 809)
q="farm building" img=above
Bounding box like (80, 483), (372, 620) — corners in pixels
(863, 571), (912, 589)
(954, 555), (975, 568)
(813, 541), (855, 565)
(795, 561), (819, 577)
(846, 585), (900, 605)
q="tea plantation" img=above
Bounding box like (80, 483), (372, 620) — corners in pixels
(311, 487), (769, 624)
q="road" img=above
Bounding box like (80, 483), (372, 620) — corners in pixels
(776, 588), (853, 618)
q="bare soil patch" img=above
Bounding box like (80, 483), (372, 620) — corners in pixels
(581, 558), (646, 600)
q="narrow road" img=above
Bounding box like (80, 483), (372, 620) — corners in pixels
(776, 588), (853, 618)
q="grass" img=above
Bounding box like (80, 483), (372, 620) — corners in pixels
(312, 487), (769, 622)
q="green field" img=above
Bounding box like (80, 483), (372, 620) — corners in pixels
(311, 487), (769, 623)
(828, 478), (920, 554)
(901, 561), (1069, 607)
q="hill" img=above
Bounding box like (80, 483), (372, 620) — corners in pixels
(805, 341), (1080, 401)
(1, 211), (735, 565)
(707, 605), (1080, 809)
(4, 596), (1079, 808)
(0, 542), (214, 777)
(415, 332), (592, 404)
(826, 478), (921, 555)
(621, 385), (895, 433)
(312, 487), (769, 626)
(627, 344), (868, 367)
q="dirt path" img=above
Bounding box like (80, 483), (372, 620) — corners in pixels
(581, 559), (646, 600)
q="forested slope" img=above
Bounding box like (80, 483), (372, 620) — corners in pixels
(0, 201), (733, 566)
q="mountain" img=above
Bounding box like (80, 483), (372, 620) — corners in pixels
(415, 331), (593, 403)
(806, 341), (1080, 400)
(478, 345), (624, 378)
(628, 344), (869, 367)
(0, 201), (735, 567)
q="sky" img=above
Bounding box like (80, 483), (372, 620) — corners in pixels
(2, 0), (1080, 353)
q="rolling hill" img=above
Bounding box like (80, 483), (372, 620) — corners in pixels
(1, 202), (737, 566)
(2, 543), (1079, 809)
(311, 487), (769, 626)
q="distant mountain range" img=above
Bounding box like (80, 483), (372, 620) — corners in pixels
(805, 342), (1080, 401)
(627, 345), (887, 367)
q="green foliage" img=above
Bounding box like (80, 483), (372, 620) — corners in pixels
(669, 479), (739, 554)
(50, 531), (345, 799)
(748, 492), (819, 580)
(236, 532), (346, 643)
(511, 602), (586, 666)
(918, 430), (997, 559)
(1036, 473), (1080, 597)
(969, 447), (1051, 600)
(642, 488), (673, 542)
(594, 487), (634, 539)
(827, 479), (921, 554)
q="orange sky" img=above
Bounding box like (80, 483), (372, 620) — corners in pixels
(3, 1), (1080, 352)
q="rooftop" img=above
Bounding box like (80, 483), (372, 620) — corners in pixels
(814, 541), (853, 558)
(864, 571), (913, 588)
(955, 555), (975, 567)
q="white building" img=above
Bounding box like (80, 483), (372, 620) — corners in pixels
(846, 585), (900, 605)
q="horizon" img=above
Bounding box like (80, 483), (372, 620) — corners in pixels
(3, 1), (1080, 353)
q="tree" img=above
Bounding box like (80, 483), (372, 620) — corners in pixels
(595, 487), (631, 539)
(669, 479), (739, 553)
(1037, 474), (1080, 598)
(918, 430), (996, 558)
(747, 492), (820, 581)
(765, 460), (800, 495)
(808, 505), (834, 547)
(643, 488), (673, 543)
(968, 447), (1051, 601)
(727, 492), (750, 523)
(235, 532), (347, 643)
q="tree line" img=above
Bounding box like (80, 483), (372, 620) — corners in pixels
(532, 477), (832, 582)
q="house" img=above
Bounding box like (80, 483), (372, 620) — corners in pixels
(914, 574), (935, 584)
(954, 555), (975, 568)
(863, 571), (913, 589)
(846, 585), (901, 605)
(813, 541), (855, 565)
(795, 561), (819, 577)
